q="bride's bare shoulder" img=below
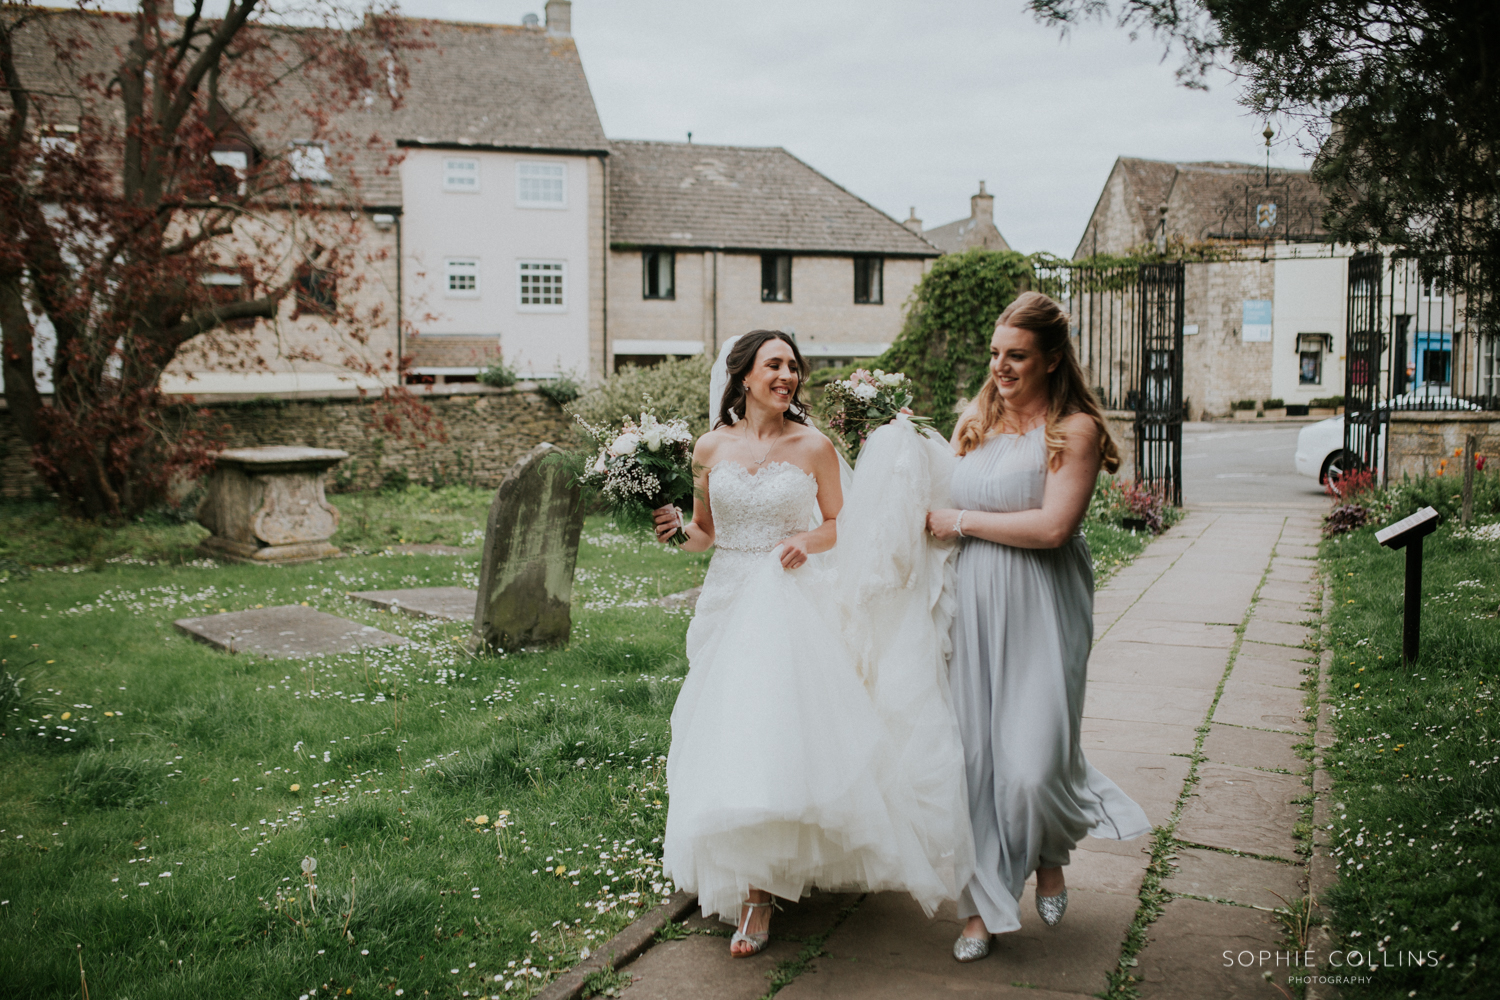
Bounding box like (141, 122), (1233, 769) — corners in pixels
(693, 426), (733, 464)
(786, 422), (837, 457)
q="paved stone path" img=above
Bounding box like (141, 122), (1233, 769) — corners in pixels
(613, 505), (1338, 1000)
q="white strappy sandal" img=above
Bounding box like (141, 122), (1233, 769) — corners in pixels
(730, 898), (776, 957)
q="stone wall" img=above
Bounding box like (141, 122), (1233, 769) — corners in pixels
(1386, 413), (1500, 481)
(1181, 259), (1277, 419)
(0, 387), (575, 499)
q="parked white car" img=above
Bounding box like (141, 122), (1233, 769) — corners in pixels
(1294, 386), (1482, 485)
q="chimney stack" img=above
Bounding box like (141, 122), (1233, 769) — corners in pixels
(545, 0), (572, 35)
(903, 207), (923, 234)
(971, 180), (994, 223)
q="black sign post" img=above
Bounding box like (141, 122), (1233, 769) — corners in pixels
(1374, 506), (1441, 664)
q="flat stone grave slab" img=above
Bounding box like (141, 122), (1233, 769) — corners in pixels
(174, 605), (408, 658)
(1200, 723), (1304, 773)
(777, 890), (1134, 999)
(384, 543), (475, 556)
(1160, 846), (1305, 909)
(348, 587), (478, 622)
(656, 586), (702, 611)
(1176, 763), (1305, 860)
(1136, 898), (1296, 998)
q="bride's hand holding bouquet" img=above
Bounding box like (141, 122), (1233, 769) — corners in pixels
(822, 368), (930, 461)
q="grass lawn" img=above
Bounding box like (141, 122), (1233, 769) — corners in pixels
(0, 485), (1153, 999)
(1320, 508), (1500, 998)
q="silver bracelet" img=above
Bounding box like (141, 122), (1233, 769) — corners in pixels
(954, 510), (966, 538)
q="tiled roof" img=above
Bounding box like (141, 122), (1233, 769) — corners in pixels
(608, 140), (939, 256)
(923, 216), (1011, 255)
(1077, 156), (1328, 256)
(3, 12), (606, 208)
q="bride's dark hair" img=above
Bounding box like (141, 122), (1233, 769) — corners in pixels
(717, 330), (811, 430)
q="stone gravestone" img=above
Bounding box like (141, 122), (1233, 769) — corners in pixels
(469, 443), (585, 652)
(174, 605), (407, 658)
(197, 446), (348, 564)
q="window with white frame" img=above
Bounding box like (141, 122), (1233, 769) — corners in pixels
(518, 261), (565, 309)
(517, 162), (565, 207)
(443, 157), (479, 193)
(445, 258), (480, 298)
(288, 140), (331, 184)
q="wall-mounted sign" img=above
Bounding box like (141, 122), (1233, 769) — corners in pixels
(1242, 300), (1273, 343)
(1183, 324), (1199, 336)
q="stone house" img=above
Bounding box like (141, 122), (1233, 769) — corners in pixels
(1076, 156), (1348, 418)
(606, 140), (940, 370)
(912, 181), (1012, 255)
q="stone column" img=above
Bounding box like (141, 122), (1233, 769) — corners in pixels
(197, 446), (349, 564)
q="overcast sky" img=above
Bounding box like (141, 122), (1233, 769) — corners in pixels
(146, 0), (1316, 254)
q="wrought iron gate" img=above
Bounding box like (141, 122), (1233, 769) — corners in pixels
(1136, 263), (1186, 505)
(1342, 253), (1499, 483)
(1034, 260), (1186, 504)
(1343, 253), (1385, 476)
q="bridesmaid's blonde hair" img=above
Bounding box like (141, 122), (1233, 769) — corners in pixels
(954, 291), (1121, 473)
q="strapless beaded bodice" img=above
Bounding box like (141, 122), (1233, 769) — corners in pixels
(708, 461), (818, 553)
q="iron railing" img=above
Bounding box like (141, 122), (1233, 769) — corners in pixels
(1033, 261), (1186, 504)
(1343, 254), (1499, 480)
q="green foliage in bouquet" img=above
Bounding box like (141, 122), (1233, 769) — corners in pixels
(818, 368), (932, 461)
(876, 249), (1031, 437)
(549, 401), (696, 543)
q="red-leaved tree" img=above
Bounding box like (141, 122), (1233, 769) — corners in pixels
(0, 0), (423, 517)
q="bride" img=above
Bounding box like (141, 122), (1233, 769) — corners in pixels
(652, 330), (973, 957)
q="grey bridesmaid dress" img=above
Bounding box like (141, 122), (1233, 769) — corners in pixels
(949, 426), (1151, 934)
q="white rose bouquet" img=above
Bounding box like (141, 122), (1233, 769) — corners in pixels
(571, 405), (695, 543)
(822, 368), (931, 460)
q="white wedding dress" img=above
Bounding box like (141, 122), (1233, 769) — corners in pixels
(662, 419), (974, 921)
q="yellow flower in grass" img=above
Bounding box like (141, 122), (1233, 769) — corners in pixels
(290, 784), (301, 792)
(554, 865), (566, 876)
(474, 815), (490, 826)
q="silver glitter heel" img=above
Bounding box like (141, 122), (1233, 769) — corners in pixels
(730, 899), (775, 957)
(1036, 889), (1068, 927)
(952, 933), (992, 962)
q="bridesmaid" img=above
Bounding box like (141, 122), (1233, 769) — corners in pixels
(927, 291), (1152, 961)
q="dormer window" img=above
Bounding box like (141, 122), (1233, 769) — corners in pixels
(443, 157), (480, 192)
(289, 140), (331, 184)
(517, 162), (565, 207)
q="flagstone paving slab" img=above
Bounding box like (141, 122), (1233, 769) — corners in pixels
(1257, 580), (1321, 605)
(1251, 597), (1316, 625)
(1081, 717), (1199, 757)
(1200, 724), (1305, 773)
(1175, 764), (1305, 860)
(173, 605), (408, 658)
(1087, 641), (1229, 690)
(1102, 619), (1239, 649)
(1242, 618), (1315, 649)
(1085, 750), (1192, 826)
(347, 586), (478, 621)
(777, 890), (1135, 1000)
(1084, 681), (1214, 728)
(1213, 677), (1308, 732)
(1116, 599), (1253, 626)
(1064, 845), (1150, 897)
(1135, 898), (1296, 998)
(1231, 643), (1312, 689)
(1160, 847), (1306, 909)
